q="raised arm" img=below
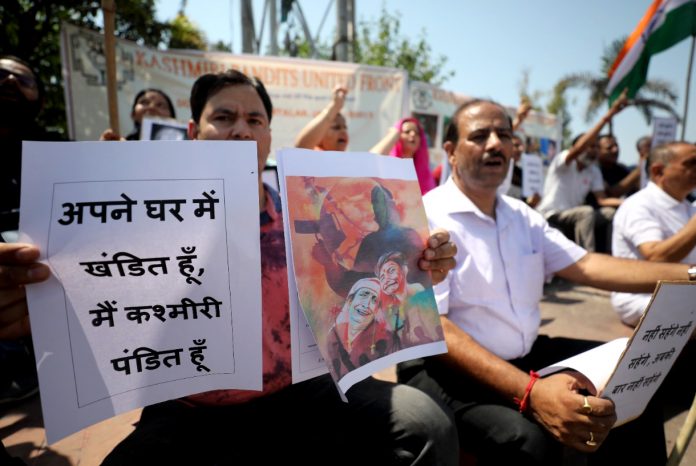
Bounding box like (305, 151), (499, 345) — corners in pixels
(0, 243), (50, 340)
(435, 317), (616, 451)
(565, 90), (629, 166)
(512, 99), (532, 132)
(295, 85), (348, 149)
(369, 127), (399, 155)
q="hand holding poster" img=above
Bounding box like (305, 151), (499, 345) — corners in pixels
(20, 141), (263, 443)
(538, 281), (695, 425)
(277, 149), (447, 395)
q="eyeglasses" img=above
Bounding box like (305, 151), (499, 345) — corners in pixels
(0, 68), (37, 89)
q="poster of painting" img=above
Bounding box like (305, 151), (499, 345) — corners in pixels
(277, 149), (447, 394)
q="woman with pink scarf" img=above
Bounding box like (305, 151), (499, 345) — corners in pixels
(389, 118), (436, 194)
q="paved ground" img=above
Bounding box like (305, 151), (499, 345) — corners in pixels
(2, 279), (695, 465)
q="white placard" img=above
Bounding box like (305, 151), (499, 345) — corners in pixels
(521, 153), (544, 197)
(20, 141), (263, 443)
(539, 281), (695, 425)
(140, 117), (189, 141)
(651, 117), (678, 149)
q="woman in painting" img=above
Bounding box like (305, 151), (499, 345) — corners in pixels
(326, 278), (397, 379)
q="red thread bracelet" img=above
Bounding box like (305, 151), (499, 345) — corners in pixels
(514, 370), (540, 414)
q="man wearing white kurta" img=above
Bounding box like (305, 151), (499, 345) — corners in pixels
(612, 142), (696, 325)
(397, 98), (690, 465)
(536, 97), (627, 252)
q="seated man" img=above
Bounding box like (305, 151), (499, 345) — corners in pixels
(399, 98), (690, 465)
(0, 69), (459, 466)
(596, 134), (641, 198)
(536, 94), (627, 252)
(611, 142), (696, 325)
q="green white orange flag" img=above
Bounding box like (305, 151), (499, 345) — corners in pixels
(607, 0), (696, 104)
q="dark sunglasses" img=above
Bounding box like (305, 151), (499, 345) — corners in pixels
(0, 68), (37, 89)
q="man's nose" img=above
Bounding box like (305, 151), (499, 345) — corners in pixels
(0, 72), (20, 88)
(486, 131), (503, 151)
(229, 120), (253, 140)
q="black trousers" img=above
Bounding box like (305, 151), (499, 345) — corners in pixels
(102, 374), (459, 466)
(398, 336), (667, 466)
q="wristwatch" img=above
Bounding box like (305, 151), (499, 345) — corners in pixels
(688, 265), (696, 281)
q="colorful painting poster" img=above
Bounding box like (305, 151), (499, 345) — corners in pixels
(277, 149), (447, 394)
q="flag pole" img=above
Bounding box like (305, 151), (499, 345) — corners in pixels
(682, 34), (695, 140)
(102, 0), (120, 136)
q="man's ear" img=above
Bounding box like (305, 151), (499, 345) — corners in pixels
(444, 140), (455, 166)
(187, 120), (198, 140)
(649, 162), (664, 180)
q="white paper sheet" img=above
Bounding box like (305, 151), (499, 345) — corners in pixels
(277, 149), (448, 394)
(140, 117), (189, 141)
(20, 141), (263, 443)
(539, 281), (696, 425)
(521, 153), (544, 197)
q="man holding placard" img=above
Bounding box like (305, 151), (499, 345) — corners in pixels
(401, 98), (692, 465)
(0, 69), (459, 465)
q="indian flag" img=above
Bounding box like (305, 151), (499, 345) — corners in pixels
(607, 0), (696, 103)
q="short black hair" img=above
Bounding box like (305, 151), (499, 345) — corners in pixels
(444, 99), (511, 146)
(0, 54), (45, 102)
(131, 88), (176, 119)
(597, 133), (616, 144)
(190, 69), (272, 124)
(636, 135), (651, 150)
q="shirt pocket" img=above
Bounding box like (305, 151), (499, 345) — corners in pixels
(511, 252), (545, 310)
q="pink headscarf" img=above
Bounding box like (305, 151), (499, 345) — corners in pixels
(389, 117), (436, 194)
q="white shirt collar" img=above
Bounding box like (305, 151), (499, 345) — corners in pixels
(441, 177), (512, 229)
(646, 181), (684, 208)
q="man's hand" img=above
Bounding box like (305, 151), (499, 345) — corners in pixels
(419, 229), (457, 285)
(99, 129), (126, 141)
(607, 89), (629, 119)
(331, 85), (348, 111)
(529, 371), (617, 452)
(516, 100), (532, 121)
(0, 243), (50, 340)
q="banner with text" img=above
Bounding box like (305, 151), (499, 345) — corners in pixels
(60, 23), (408, 153)
(409, 81), (562, 166)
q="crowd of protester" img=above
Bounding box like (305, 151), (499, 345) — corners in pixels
(1, 52), (695, 466)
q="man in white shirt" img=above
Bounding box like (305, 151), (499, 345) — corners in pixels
(399, 98), (690, 465)
(612, 142), (696, 325)
(536, 95), (627, 252)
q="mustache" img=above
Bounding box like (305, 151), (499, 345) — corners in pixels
(482, 151), (507, 162)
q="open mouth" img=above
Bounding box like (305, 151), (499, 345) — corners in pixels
(482, 152), (507, 167)
(483, 158), (505, 167)
(384, 280), (398, 291)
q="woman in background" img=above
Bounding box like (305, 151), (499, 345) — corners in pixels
(389, 117), (435, 194)
(100, 88), (176, 140)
